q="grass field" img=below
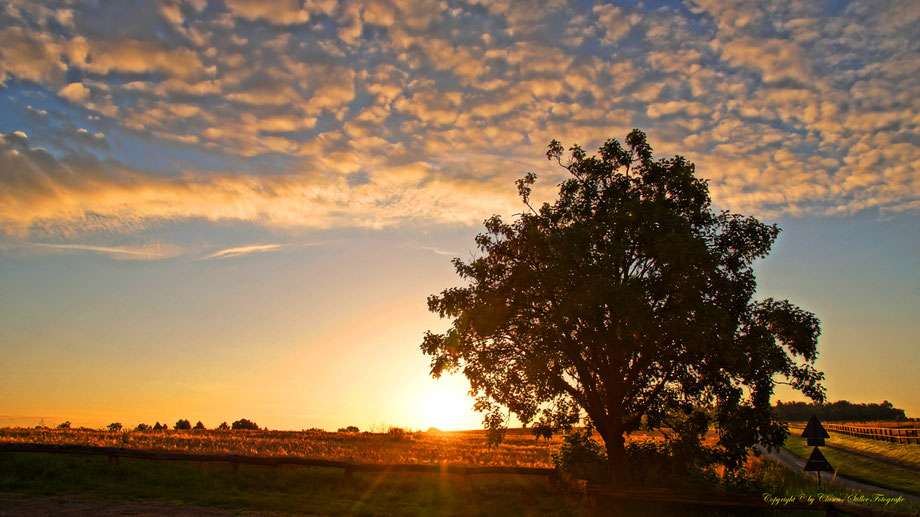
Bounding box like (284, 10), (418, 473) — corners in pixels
(788, 422), (920, 469)
(783, 432), (920, 496)
(3, 427), (919, 515)
(823, 431), (920, 469)
(0, 427), (686, 469)
(0, 451), (572, 516)
(0, 427), (567, 468)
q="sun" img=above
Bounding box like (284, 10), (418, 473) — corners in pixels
(421, 386), (470, 431)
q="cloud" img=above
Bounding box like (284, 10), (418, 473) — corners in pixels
(0, 26), (66, 85)
(0, 130), (526, 238)
(717, 37), (813, 85)
(0, 0), (917, 238)
(77, 39), (205, 79)
(58, 82), (90, 102)
(205, 243), (286, 259)
(24, 242), (182, 260)
(225, 0), (307, 24)
(418, 245), (458, 256)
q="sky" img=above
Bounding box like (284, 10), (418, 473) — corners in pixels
(0, 0), (918, 431)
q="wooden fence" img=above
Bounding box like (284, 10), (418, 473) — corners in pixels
(1, 442), (910, 516)
(823, 424), (920, 445)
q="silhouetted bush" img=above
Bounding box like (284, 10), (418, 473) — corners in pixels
(135, 423), (151, 431)
(57, 421), (71, 429)
(193, 421), (206, 430)
(107, 422), (122, 432)
(174, 419), (192, 430)
(231, 418), (259, 430)
(153, 422), (165, 431)
(552, 430), (608, 484)
(387, 427), (409, 441)
(218, 421), (229, 430)
(338, 426), (360, 433)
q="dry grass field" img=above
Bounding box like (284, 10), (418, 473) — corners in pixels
(0, 426), (716, 468)
(0, 427), (568, 467)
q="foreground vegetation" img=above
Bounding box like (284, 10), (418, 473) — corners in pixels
(3, 449), (918, 516)
(0, 426), (688, 469)
(0, 427), (566, 468)
(0, 451), (571, 516)
(3, 426), (919, 515)
(818, 429), (920, 470)
(783, 432), (920, 496)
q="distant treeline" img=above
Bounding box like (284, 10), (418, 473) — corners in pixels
(774, 400), (908, 422)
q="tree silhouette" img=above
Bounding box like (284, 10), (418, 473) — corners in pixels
(193, 421), (206, 430)
(174, 419), (191, 430)
(422, 130), (824, 485)
(231, 418), (259, 430)
(107, 422), (122, 432)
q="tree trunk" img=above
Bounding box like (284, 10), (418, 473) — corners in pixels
(605, 430), (629, 486)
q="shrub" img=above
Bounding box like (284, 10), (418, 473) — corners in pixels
(338, 426), (360, 433)
(193, 421), (206, 430)
(231, 418), (259, 430)
(135, 423), (151, 431)
(551, 430), (608, 484)
(174, 419), (192, 430)
(57, 421), (71, 429)
(153, 422), (165, 431)
(387, 427), (409, 441)
(107, 422), (123, 432)
(217, 421), (229, 430)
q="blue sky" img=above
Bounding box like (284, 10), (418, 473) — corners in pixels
(0, 0), (918, 430)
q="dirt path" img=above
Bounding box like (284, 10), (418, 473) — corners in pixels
(0, 494), (270, 517)
(755, 445), (920, 503)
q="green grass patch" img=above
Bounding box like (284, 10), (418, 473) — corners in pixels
(783, 434), (920, 496)
(0, 452), (573, 516)
(824, 431), (920, 469)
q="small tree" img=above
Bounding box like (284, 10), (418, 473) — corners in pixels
(135, 423), (151, 431)
(107, 422), (123, 432)
(193, 421), (206, 430)
(57, 421), (71, 429)
(174, 419), (192, 430)
(218, 421), (230, 430)
(231, 418), (259, 430)
(338, 426), (360, 433)
(422, 130), (824, 485)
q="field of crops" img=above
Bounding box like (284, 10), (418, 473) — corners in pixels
(0, 427), (686, 468)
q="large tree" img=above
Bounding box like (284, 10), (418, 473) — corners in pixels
(421, 130), (824, 485)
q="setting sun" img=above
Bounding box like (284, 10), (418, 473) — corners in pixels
(421, 386), (472, 431)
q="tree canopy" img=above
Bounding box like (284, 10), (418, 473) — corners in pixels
(232, 418), (259, 430)
(774, 400), (907, 422)
(422, 129), (824, 485)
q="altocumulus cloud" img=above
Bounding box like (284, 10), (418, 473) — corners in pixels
(0, 0), (918, 244)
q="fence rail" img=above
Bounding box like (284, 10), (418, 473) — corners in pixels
(823, 424), (920, 445)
